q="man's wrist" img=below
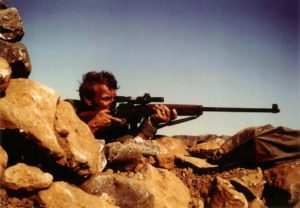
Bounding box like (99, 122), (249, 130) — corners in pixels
(139, 120), (157, 139)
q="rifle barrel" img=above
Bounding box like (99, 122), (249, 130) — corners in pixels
(163, 104), (280, 116)
(203, 104), (279, 113)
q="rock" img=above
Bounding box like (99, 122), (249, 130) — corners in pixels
(0, 57), (12, 96)
(155, 153), (175, 169)
(174, 154), (218, 171)
(150, 136), (189, 154)
(248, 197), (266, 208)
(0, 145), (8, 179)
(0, 189), (7, 207)
(105, 142), (144, 170)
(229, 167), (265, 199)
(0, 7), (24, 42)
(0, 0), (8, 9)
(37, 181), (117, 208)
(81, 164), (192, 208)
(0, 79), (65, 159)
(0, 79), (104, 176)
(54, 100), (106, 175)
(105, 139), (164, 170)
(1, 163), (53, 191)
(81, 173), (154, 207)
(210, 176), (248, 208)
(264, 159), (300, 205)
(187, 138), (225, 156)
(173, 134), (229, 147)
(0, 40), (31, 78)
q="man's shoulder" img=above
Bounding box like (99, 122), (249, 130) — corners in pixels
(64, 99), (86, 112)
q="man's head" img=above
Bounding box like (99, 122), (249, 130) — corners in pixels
(79, 71), (119, 110)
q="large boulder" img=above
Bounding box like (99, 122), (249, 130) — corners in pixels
(0, 79), (104, 176)
(210, 176), (248, 208)
(0, 40), (31, 78)
(54, 100), (106, 175)
(81, 164), (192, 208)
(37, 181), (118, 208)
(264, 159), (300, 205)
(1, 163), (53, 191)
(0, 7), (24, 42)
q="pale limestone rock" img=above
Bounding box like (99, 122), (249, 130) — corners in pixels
(81, 164), (192, 208)
(0, 7), (24, 42)
(150, 136), (189, 155)
(187, 138), (225, 154)
(105, 142), (143, 170)
(2, 163), (53, 191)
(174, 154), (218, 170)
(0, 40), (31, 78)
(0, 57), (11, 95)
(155, 153), (175, 169)
(210, 177), (248, 208)
(81, 174), (154, 207)
(248, 197), (266, 208)
(264, 159), (300, 204)
(105, 140), (166, 170)
(38, 181), (118, 208)
(54, 100), (105, 175)
(0, 79), (65, 160)
(230, 167), (265, 198)
(0, 79), (105, 176)
(138, 164), (191, 208)
(0, 145), (8, 179)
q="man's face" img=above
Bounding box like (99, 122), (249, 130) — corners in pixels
(89, 84), (116, 111)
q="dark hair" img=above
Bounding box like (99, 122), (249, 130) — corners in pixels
(79, 71), (119, 101)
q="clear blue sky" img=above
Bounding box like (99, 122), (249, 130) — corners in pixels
(7, 0), (299, 136)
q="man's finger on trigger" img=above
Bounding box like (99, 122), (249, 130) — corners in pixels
(110, 116), (124, 123)
(172, 109), (178, 119)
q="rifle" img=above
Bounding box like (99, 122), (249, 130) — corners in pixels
(111, 93), (280, 131)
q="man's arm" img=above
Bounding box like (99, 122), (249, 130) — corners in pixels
(137, 104), (177, 140)
(85, 109), (123, 133)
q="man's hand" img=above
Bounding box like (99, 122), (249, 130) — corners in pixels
(150, 104), (177, 126)
(137, 104), (177, 140)
(87, 109), (123, 133)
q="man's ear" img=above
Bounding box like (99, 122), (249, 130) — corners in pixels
(83, 96), (93, 107)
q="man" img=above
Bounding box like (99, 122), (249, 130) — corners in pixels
(71, 71), (176, 142)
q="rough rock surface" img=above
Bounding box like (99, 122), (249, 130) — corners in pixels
(54, 100), (105, 175)
(264, 159), (300, 205)
(210, 176), (248, 208)
(150, 136), (189, 154)
(0, 57), (12, 95)
(0, 79), (65, 158)
(174, 154), (218, 170)
(0, 7), (24, 42)
(2, 163), (53, 191)
(37, 181), (118, 208)
(81, 164), (192, 208)
(0, 79), (105, 176)
(0, 40), (31, 78)
(187, 137), (225, 155)
(0, 145), (8, 179)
